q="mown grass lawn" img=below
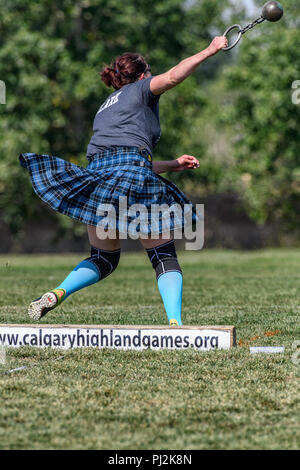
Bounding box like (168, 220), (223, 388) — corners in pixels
(0, 248), (299, 450)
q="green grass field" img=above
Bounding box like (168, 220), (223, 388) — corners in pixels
(0, 248), (300, 450)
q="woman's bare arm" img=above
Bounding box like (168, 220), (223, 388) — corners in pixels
(153, 155), (200, 174)
(150, 36), (228, 95)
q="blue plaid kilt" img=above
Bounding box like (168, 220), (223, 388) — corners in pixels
(19, 146), (198, 236)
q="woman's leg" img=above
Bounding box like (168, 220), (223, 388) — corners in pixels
(55, 226), (121, 298)
(140, 236), (183, 326)
(28, 226), (121, 321)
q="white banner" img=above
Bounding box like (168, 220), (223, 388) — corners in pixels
(0, 324), (236, 351)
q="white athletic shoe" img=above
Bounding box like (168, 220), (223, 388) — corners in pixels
(28, 288), (66, 321)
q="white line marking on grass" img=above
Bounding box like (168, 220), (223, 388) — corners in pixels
(250, 347), (285, 354)
(1, 355), (65, 376)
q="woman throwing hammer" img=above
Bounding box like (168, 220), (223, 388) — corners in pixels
(20, 36), (227, 326)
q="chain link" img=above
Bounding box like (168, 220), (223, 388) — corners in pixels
(239, 16), (266, 35)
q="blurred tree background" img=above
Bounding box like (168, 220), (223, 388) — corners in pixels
(0, 0), (299, 251)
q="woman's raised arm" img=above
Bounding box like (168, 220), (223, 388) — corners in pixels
(150, 36), (228, 96)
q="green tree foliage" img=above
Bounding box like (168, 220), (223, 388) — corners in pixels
(219, 0), (300, 226)
(0, 0), (229, 236)
(2, 1), (298, 240)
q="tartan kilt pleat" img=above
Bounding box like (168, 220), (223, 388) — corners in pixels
(19, 147), (198, 236)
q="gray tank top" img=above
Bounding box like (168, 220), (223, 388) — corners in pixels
(86, 77), (161, 157)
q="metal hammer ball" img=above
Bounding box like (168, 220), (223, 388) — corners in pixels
(261, 1), (284, 22)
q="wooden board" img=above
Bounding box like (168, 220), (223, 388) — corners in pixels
(0, 324), (236, 351)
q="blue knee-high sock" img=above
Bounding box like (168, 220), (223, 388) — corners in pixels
(157, 271), (183, 326)
(56, 259), (100, 299)
(55, 247), (120, 300)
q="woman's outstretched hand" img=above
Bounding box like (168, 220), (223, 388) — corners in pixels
(174, 155), (200, 172)
(207, 36), (228, 56)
